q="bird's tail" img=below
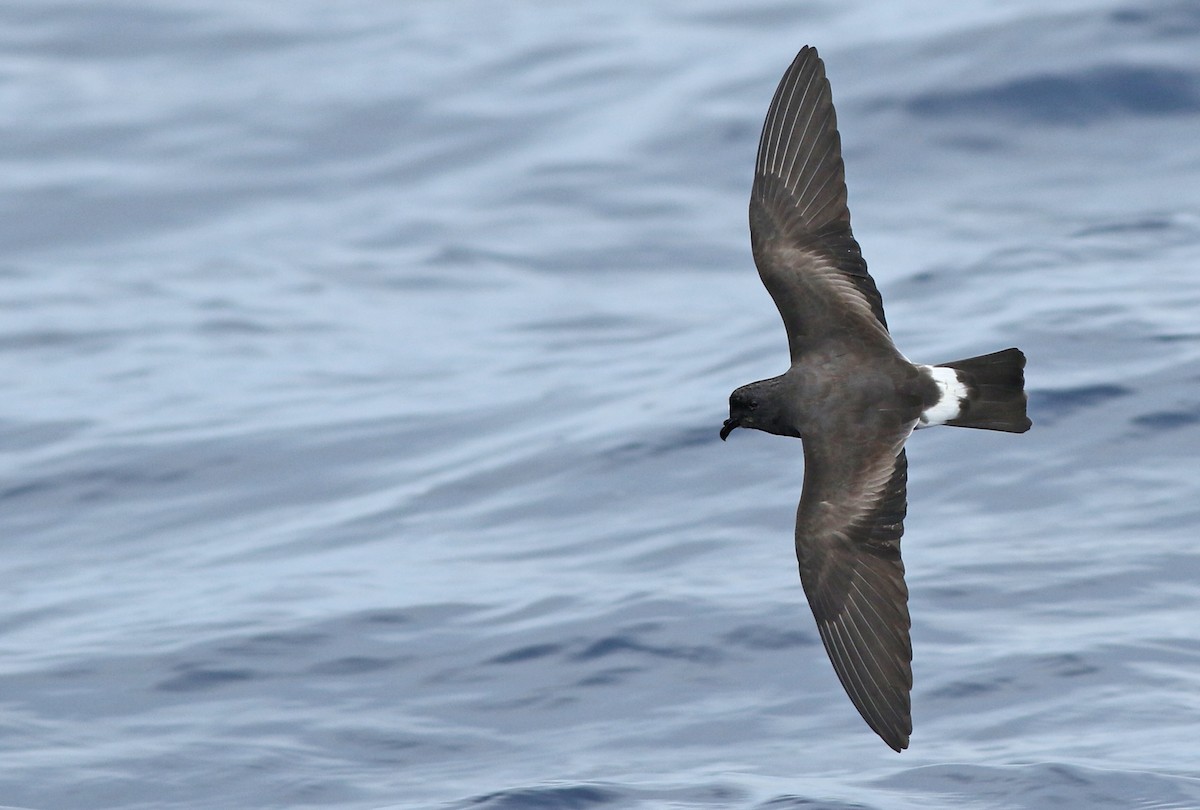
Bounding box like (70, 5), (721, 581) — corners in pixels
(936, 348), (1031, 433)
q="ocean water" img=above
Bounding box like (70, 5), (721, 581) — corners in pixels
(3, 1), (1200, 808)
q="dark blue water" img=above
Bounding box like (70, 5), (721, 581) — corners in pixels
(3, 2), (1200, 808)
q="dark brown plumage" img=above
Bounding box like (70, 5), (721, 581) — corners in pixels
(721, 46), (1031, 751)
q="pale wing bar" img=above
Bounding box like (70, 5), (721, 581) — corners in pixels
(798, 447), (913, 751)
(750, 46), (890, 345)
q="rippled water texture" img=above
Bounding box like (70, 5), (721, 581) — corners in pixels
(3, 1), (1200, 808)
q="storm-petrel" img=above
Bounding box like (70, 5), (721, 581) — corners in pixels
(720, 46), (1031, 751)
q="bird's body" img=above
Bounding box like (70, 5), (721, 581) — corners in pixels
(721, 46), (1030, 751)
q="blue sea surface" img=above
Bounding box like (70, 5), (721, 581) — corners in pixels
(3, 1), (1200, 808)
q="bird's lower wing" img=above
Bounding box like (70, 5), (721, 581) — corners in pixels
(795, 440), (912, 751)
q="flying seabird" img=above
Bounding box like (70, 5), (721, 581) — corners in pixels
(720, 46), (1031, 751)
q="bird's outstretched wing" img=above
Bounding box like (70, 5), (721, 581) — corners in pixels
(750, 46), (892, 362)
(795, 433), (913, 752)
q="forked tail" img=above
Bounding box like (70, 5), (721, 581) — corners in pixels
(934, 347), (1031, 433)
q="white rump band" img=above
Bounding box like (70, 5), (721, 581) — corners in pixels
(919, 366), (968, 427)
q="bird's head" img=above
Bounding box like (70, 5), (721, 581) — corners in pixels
(720, 378), (801, 441)
(720, 386), (759, 440)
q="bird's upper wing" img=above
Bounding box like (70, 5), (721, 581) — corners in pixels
(795, 428), (914, 752)
(750, 46), (892, 362)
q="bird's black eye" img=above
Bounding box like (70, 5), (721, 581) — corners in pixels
(731, 393), (757, 411)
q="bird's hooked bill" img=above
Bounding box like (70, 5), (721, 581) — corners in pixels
(719, 418), (739, 441)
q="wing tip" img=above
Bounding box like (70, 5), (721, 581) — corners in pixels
(860, 684), (912, 752)
(753, 43), (851, 236)
(790, 46), (824, 83)
(815, 614), (913, 754)
(850, 677), (914, 754)
(883, 729), (911, 753)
